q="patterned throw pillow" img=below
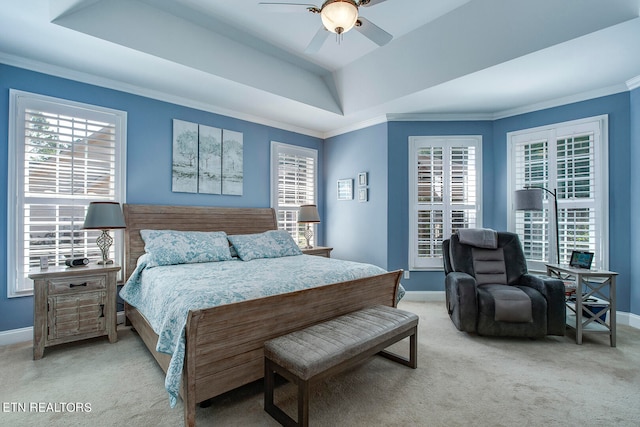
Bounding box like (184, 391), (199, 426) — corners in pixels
(140, 230), (232, 267)
(228, 230), (302, 261)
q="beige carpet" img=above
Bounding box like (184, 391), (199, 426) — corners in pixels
(1, 301), (639, 426)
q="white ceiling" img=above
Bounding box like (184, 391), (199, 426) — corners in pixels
(1, 0), (640, 138)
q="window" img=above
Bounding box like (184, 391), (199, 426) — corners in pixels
(507, 115), (608, 271)
(270, 142), (318, 246)
(409, 136), (482, 270)
(7, 90), (126, 297)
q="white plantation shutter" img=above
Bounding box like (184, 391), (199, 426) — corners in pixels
(270, 142), (318, 246)
(513, 135), (550, 262)
(509, 116), (607, 270)
(409, 136), (482, 270)
(556, 131), (600, 262)
(8, 91), (126, 296)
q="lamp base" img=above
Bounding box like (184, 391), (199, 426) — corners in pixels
(96, 229), (114, 266)
(304, 225), (314, 250)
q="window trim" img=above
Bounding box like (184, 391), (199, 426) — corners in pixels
(408, 135), (483, 271)
(7, 89), (127, 298)
(506, 114), (609, 271)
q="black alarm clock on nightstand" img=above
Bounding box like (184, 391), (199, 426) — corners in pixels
(65, 258), (90, 267)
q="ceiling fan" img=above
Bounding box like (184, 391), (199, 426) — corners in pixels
(259, 0), (392, 53)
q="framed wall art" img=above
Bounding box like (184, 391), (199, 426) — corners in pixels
(358, 172), (368, 187)
(358, 188), (368, 202)
(172, 119), (243, 195)
(337, 178), (353, 200)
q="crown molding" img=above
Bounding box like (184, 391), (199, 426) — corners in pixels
(3, 52), (636, 142)
(0, 52), (324, 139)
(627, 74), (640, 91)
(386, 113), (494, 122)
(493, 83), (629, 120)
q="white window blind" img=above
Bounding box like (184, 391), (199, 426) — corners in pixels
(8, 90), (126, 297)
(409, 136), (482, 270)
(508, 116), (608, 270)
(270, 142), (318, 246)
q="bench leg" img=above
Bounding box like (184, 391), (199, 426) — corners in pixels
(265, 358), (275, 415)
(265, 358), (309, 427)
(378, 326), (418, 369)
(298, 379), (310, 427)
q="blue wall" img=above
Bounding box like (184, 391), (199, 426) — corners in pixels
(325, 94), (635, 315)
(1, 62), (638, 333)
(493, 92), (632, 312)
(0, 63), (323, 331)
(324, 123), (388, 268)
(386, 121), (495, 292)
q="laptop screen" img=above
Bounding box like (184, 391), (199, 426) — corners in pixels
(569, 251), (594, 269)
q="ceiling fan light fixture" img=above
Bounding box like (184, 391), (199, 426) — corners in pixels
(320, 0), (358, 34)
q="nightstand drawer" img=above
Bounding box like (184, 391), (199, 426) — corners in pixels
(48, 274), (106, 294)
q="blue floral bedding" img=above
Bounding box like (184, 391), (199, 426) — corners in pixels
(119, 254), (405, 407)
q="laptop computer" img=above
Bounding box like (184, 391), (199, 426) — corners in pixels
(569, 250), (594, 269)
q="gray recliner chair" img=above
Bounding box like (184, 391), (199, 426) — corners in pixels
(443, 230), (565, 338)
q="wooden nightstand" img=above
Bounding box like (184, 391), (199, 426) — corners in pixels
(29, 263), (121, 360)
(301, 246), (333, 258)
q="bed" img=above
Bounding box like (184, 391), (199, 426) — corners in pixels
(121, 204), (403, 427)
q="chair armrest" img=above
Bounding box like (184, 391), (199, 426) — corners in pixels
(445, 272), (478, 332)
(520, 274), (566, 336)
(520, 273), (564, 298)
(519, 273), (546, 294)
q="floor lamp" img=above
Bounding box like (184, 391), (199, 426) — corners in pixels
(514, 187), (560, 264)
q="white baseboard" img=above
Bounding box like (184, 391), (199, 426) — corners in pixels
(618, 311), (640, 329)
(0, 311), (127, 347)
(0, 327), (32, 346)
(402, 290), (446, 302)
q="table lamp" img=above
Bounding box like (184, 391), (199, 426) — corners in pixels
(83, 202), (126, 264)
(297, 204), (320, 249)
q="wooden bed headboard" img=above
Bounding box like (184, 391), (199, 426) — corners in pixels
(122, 204), (278, 280)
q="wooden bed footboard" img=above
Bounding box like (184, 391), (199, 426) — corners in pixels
(122, 204), (403, 426)
(125, 269), (402, 427)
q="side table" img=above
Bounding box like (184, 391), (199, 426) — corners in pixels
(29, 263), (121, 359)
(546, 264), (617, 347)
(301, 246), (333, 258)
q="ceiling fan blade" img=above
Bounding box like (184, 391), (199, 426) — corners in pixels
(355, 17), (392, 46)
(304, 26), (329, 53)
(358, 0), (389, 7)
(258, 2), (318, 13)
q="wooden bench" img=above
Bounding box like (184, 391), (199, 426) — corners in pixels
(264, 305), (419, 427)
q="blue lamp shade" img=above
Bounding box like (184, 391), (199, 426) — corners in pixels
(514, 188), (544, 211)
(83, 202), (126, 230)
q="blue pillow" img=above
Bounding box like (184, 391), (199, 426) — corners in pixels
(140, 230), (232, 267)
(228, 230), (302, 261)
